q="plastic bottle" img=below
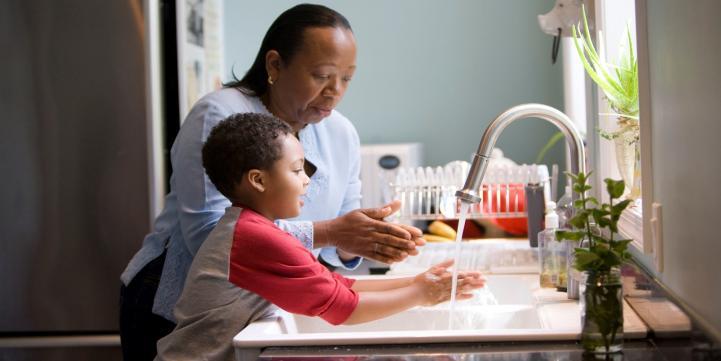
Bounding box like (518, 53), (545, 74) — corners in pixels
(538, 201), (567, 289)
(525, 165), (545, 248)
(555, 185), (575, 291)
(556, 185), (574, 229)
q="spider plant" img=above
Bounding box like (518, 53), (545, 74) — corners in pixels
(573, 5), (639, 122)
(537, 6), (640, 162)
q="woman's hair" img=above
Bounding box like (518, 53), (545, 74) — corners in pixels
(202, 112), (292, 201)
(225, 3), (352, 95)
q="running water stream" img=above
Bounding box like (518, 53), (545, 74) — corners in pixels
(448, 202), (470, 330)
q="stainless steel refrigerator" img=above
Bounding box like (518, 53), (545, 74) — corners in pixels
(0, 0), (174, 359)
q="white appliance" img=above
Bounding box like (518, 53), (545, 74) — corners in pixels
(360, 143), (424, 208)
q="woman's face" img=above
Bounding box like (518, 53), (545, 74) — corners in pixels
(266, 27), (357, 131)
(263, 134), (310, 220)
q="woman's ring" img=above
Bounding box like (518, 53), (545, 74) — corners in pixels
(374, 243), (379, 254)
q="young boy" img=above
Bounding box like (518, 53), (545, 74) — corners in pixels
(154, 113), (484, 361)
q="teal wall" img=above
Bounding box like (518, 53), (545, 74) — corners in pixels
(223, 1), (565, 168)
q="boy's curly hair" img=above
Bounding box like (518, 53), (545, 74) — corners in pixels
(202, 112), (292, 202)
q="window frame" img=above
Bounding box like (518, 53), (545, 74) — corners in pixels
(587, 0), (656, 262)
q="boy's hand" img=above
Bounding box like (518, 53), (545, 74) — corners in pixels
(412, 259), (485, 306)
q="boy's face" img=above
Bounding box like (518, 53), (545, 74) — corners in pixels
(263, 134), (310, 219)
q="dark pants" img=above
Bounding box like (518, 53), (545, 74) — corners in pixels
(119, 251), (176, 361)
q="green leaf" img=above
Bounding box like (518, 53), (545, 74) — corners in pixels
(570, 211), (589, 229)
(573, 27), (615, 96)
(609, 220), (621, 234)
(565, 171), (579, 182)
(575, 171), (586, 184)
(592, 234), (609, 245)
(603, 252), (623, 269)
(577, 23), (627, 102)
(594, 207), (610, 216)
(611, 239), (633, 253)
(593, 212), (612, 229)
(612, 199), (633, 215)
(563, 170), (636, 274)
(556, 230), (585, 241)
(575, 249), (601, 270)
(591, 242), (610, 252)
(572, 5), (638, 119)
(573, 182), (592, 194)
(573, 183), (585, 194)
(605, 178), (625, 199)
(535, 131), (565, 164)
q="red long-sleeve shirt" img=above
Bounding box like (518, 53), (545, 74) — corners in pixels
(228, 209), (358, 325)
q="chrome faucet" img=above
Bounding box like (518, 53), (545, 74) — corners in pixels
(455, 103), (586, 299)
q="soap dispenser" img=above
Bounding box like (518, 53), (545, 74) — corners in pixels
(538, 201), (566, 289)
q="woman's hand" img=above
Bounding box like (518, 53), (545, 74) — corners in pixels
(412, 259), (485, 306)
(314, 200), (426, 263)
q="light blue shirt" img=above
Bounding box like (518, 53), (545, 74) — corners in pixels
(121, 88), (362, 321)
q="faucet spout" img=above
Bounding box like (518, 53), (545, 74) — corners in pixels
(455, 103), (586, 300)
(455, 103), (586, 203)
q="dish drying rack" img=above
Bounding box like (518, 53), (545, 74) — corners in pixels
(389, 161), (551, 221)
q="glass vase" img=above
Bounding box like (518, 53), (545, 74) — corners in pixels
(613, 118), (641, 200)
(580, 268), (624, 354)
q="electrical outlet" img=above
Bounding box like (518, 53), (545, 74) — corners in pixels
(650, 202), (663, 272)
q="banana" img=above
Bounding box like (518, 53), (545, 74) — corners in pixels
(428, 220), (457, 240)
(423, 234), (454, 243)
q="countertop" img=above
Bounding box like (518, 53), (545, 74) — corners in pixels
(247, 260), (721, 360)
(256, 338), (719, 360)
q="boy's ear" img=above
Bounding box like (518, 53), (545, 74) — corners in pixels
(247, 169), (266, 193)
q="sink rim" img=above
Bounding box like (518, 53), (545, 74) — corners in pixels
(233, 314), (582, 348)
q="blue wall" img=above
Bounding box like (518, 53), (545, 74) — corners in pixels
(223, 0), (564, 168)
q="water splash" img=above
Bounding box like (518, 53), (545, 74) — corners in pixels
(448, 202), (470, 330)
(473, 285), (499, 306)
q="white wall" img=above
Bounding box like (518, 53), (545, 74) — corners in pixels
(641, 0), (721, 342)
(223, 1), (567, 168)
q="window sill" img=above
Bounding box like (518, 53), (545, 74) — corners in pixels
(619, 201), (645, 252)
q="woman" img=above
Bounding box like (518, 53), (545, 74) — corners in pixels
(119, 4), (424, 360)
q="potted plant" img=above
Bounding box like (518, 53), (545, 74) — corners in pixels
(557, 171), (632, 354)
(573, 6), (641, 201)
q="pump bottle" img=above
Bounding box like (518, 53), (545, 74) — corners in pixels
(538, 201), (567, 289)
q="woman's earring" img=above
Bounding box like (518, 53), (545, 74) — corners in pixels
(267, 75), (274, 85)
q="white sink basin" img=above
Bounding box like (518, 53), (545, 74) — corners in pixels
(293, 304), (541, 333)
(233, 274), (648, 360)
(479, 274), (538, 305)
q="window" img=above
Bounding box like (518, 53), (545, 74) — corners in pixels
(585, 0), (653, 256)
